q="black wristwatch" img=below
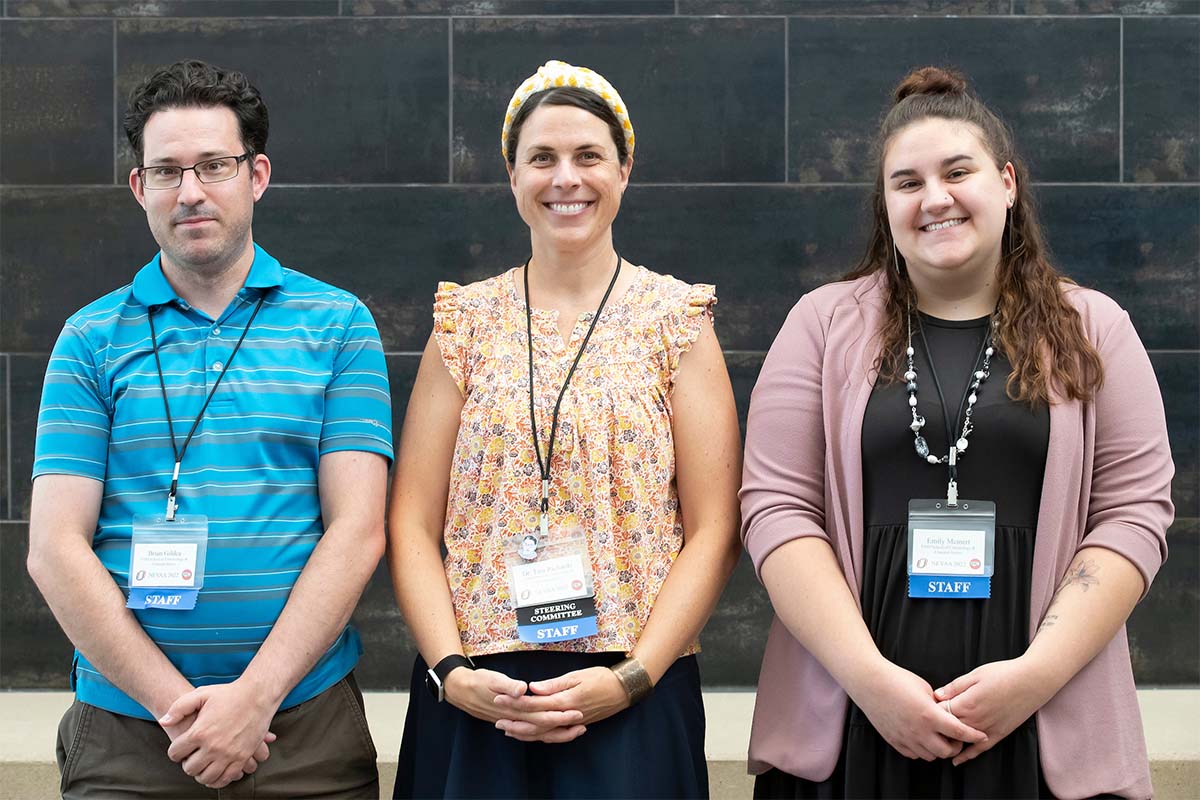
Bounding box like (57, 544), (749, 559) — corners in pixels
(425, 654), (474, 703)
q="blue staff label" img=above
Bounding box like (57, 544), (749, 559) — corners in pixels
(908, 575), (991, 598)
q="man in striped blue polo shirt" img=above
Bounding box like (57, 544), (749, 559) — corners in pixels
(28, 60), (393, 798)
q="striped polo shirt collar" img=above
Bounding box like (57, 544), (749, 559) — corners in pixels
(131, 243), (286, 309)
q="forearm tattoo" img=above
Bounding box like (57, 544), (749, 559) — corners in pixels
(1037, 558), (1101, 632)
(1058, 559), (1101, 593)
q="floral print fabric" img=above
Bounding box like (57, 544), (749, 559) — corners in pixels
(433, 265), (716, 656)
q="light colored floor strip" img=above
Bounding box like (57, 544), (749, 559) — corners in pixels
(3, 689), (1196, 763)
(2, 690), (1198, 800)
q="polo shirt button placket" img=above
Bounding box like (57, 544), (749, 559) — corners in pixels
(200, 332), (212, 394)
(210, 324), (223, 385)
(208, 316), (232, 390)
(204, 338), (228, 394)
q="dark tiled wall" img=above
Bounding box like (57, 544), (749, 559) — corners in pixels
(1, 1), (1196, 690)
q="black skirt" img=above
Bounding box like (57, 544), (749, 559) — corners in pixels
(394, 650), (708, 799)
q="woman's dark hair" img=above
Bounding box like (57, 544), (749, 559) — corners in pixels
(845, 66), (1103, 405)
(505, 86), (629, 166)
(124, 60), (269, 163)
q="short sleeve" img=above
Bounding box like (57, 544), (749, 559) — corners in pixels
(664, 282), (717, 388)
(33, 324), (111, 481)
(320, 300), (394, 462)
(432, 281), (469, 396)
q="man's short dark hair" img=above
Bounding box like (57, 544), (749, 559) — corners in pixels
(124, 60), (269, 163)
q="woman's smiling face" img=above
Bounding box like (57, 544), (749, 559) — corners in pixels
(507, 104), (631, 254)
(883, 117), (1015, 290)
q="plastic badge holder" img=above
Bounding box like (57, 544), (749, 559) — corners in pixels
(127, 514), (209, 610)
(907, 499), (995, 599)
(506, 527), (597, 643)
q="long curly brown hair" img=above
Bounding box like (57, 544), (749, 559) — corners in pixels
(845, 67), (1103, 404)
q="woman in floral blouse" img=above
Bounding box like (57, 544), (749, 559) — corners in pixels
(386, 60), (742, 799)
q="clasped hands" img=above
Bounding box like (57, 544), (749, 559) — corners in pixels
(856, 657), (1052, 766)
(445, 665), (630, 744)
(157, 678), (280, 789)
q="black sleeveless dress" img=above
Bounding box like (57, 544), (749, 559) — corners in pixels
(756, 313), (1052, 799)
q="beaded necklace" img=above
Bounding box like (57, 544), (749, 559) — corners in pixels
(905, 310), (995, 505)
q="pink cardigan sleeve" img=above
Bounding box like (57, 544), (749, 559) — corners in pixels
(1077, 299), (1173, 596)
(740, 293), (833, 581)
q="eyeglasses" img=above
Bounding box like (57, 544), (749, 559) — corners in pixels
(137, 153), (251, 190)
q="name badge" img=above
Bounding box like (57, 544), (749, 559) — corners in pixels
(907, 499), (995, 599)
(506, 527), (597, 643)
(127, 514), (208, 611)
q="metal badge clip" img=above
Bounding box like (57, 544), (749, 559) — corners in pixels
(165, 461), (181, 521)
(946, 447), (959, 506)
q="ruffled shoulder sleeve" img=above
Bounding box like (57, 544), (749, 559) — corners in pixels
(432, 281), (468, 395)
(663, 280), (717, 391)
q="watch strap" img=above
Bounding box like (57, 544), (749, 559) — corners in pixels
(432, 653), (474, 682)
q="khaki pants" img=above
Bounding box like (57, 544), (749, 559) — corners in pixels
(56, 674), (379, 799)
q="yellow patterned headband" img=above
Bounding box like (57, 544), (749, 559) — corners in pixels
(501, 60), (634, 161)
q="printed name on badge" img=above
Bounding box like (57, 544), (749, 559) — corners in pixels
(910, 528), (986, 576)
(130, 542), (199, 588)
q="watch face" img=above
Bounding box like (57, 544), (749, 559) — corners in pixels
(425, 669), (444, 702)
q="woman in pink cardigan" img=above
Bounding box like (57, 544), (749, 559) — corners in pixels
(741, 67), (1173, 799)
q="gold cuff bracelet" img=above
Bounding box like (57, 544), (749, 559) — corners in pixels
(610, 656), (654, 706)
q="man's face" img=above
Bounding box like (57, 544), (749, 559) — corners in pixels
(129, 106), (269, 277)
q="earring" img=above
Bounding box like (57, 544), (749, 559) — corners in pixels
(1005, 206), (1025, 258)
(1005, 207), (1012, 256)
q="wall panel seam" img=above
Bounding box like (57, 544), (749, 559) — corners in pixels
(443, 15), (698, 21)
(5, 353), (11, 520)
(1119, 16), (1125, 183)
(112, 20), (118, 186)
(783, 16), (789, 183)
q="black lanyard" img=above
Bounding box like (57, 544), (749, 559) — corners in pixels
(915, 315), (991, 491)
(148, 294), (265, 521)
(524, 252), (621, 541)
